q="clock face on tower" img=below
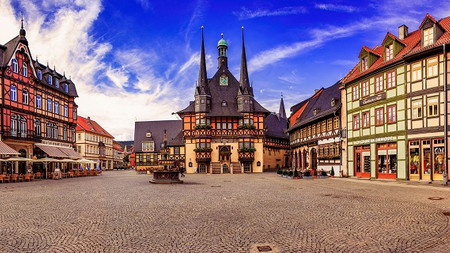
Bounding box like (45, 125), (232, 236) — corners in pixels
(219, 75), (228, 86)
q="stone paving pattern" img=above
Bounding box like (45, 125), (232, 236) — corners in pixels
(0, 171), (449, 252)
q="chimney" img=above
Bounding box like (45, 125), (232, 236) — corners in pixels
(398, 25), (408, 40)
(87, 116), (90, 121)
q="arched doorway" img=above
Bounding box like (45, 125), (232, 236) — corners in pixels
(219, 146), (231, 173)
(303, 150), (308, 169)
(311, 148), (317, 171)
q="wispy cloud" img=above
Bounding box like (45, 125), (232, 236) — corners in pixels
(278, 70), (304, 84)
(248, 15), (418, 72)
(331, 59), (357, 66)
(135, 0), (151, 11)
(234, 6), (307, 20)
(315, 3), (358, 13)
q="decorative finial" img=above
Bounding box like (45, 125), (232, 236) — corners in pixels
(281, 92), (283, 98)
(242, 26), (244, 30)
(201, 25), (204, 29)
(221, 33), (224, 38)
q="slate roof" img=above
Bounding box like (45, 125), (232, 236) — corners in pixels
(76, 116), (114, 138)
(344, 14), (450, 84)
(265, 113), (288, 139)
(289, 82), (341, 131)
(0, 31), (78, 98)
(168, 130), (185, 146)
(134, 120), (182, 153)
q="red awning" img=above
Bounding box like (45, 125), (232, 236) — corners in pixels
(0, 141), (20, 155)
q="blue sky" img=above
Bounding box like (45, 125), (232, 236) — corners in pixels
(0, 0), (449, 140)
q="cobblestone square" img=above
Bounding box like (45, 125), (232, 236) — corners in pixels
(0, 171), (449, 252)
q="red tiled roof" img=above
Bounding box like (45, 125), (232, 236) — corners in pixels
(419, 13), (438, 28)
(76, 116), (114, 138)
(344, 14), (450, 85)
(359, 45), (381, 58)
(382, 32), (406, 46)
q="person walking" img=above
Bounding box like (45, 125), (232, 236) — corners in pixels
(180, 167), (185, 177)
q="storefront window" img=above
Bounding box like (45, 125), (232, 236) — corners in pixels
(356, 153), (361, 173)
(423, 148), (431, 174)
(363, 155), (370, 173)
(409, 147), (420, 174)
(377, 143), (397, 175)
(434, 146), (444, 174)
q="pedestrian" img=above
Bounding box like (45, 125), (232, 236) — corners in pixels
(180, 167), (185, 177)
(54, 167), (62, 179)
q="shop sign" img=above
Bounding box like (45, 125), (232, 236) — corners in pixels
(434, 147), (444, 154)
(352, 136), (395, 146)
(360, 92), (386, 106)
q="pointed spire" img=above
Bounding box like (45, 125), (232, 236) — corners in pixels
(198, 26), (207, 88)
(279, 93), (287, 119)
(240, 26), (251, 94)
(19, 13), (27, 44)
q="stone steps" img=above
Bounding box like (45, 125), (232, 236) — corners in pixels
(231, 162), (241, 174)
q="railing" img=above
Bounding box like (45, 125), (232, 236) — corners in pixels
(238, 151), (255, 162)
(290, 130), (340, 147)
(196, 151), (211, 162)
(184, 128), (265, 138)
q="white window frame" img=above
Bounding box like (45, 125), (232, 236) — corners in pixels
(11, 85), (17, 101)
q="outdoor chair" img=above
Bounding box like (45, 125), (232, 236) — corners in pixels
(0, 175), (4, 183)
(35, 172), (41, 179)
(18, 174), (24, 182)
(3, 175), (10, 183)
(24, 174), (31, 182)
(11, 174), (18, 182)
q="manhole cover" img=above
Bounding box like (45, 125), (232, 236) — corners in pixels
(443, 212), (450, 216)
(257, 245), (272, 252)
(428, 197), (444, 200)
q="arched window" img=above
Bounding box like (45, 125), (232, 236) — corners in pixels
(12, 59), (18, 73)
(37, 70), (42, 80)
(73, 108), (77, 120)
(64, 84), (69, 92)
(47, 99), (52, 112)
(53, 124), (58, 139)
(34, 119), (41, 137)
(46, 123), (52, 138)
(36, 95), (42, 108)
(10, 86), (17, 101)
(55, 79), (59, 88)
(22, 89), (29, 105)
(48, 75), (52, 85)
(10, 115), (18, 137)
(22, 62), (28, 77)
(54, 101), (59, 114)
(19, 116), (27, 137)
(64, 105), (68, 117)
(71, 128), (76, 142)
(63, 126), (67, 140)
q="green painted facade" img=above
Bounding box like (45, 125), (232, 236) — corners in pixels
(346, 65), (408, 179)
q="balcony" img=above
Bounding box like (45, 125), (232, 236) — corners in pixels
(195, 148), (212, 163)
(2, 127), (40, 141)
(184, 128), (265, 138)
(238, 148), (255, 162)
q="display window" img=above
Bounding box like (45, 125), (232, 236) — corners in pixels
(354, 145), (370, 178)
(409, 141), (420, 180)
(376, 143), (397, 179)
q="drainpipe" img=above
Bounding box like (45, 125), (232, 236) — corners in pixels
(444, 44), (448, 185)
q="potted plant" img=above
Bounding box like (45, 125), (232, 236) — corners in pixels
(319, 170), (328, 179)
(277, 168), (282, 176)
(282, 170), (288, 177)
(293, 168), (300, 179)
(330, 167), (335, 178)
(303, 169), (313, 179)
(288, 170), (293, 179)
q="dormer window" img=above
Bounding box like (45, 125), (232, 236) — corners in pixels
(146, 132), (152, 138)
(331, 98), (336, 107)
(55, 79), (59, 88)
(423, 27), (433, 46)
(37, 70), (42, 80)
(221, 100), (227, 107)
(385, 44), (393, 61)
(48, 75), (53, 85)
(12, 59), (18, 73)
(313, 108), (320, 115)
(362, 57), (368, 71)
(64, 84), (69, 92)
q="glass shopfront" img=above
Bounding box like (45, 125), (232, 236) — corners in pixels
(354, 145), (371, 178)
(376, 143), (397, 179)
(408, 138), (445, 181)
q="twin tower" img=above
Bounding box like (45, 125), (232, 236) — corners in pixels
(195, 27), (257, 114)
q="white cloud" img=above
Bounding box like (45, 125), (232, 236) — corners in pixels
(315, 3), (358, 13)
(234, 6), (307, 20)
(0, 0), (187, 141)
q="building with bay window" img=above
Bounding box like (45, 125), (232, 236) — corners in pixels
(176, 27), (288, 174)
(288, 82), (343, 176)
(0, 21), (79, 174)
